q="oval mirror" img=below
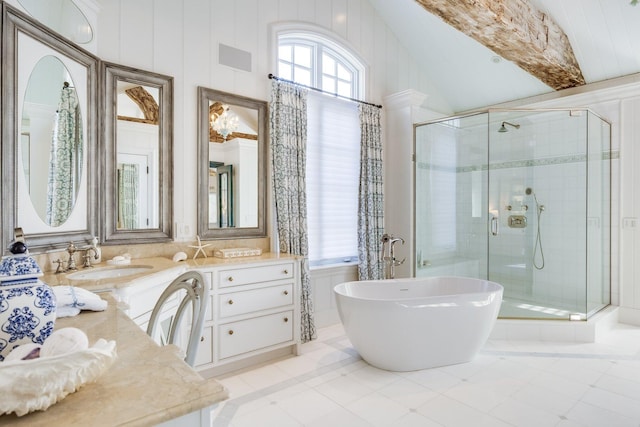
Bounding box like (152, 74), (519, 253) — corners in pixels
(18, 0), (93, 44)
(21, 55), (83, 227)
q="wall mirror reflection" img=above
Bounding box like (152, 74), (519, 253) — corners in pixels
(197, 87), (267, 240)
(103, 62), (173, 244)
(22, 57), (83, 227)
(17, 0), (93, 44)
(2, 3), (98, 251)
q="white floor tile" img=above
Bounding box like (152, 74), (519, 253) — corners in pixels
(417, 395), (512, 427)
(348, 364), (400, 390)
(304, 407), (371, 427)
(236, 363), (292, 390)
(346, 391), (411, 426)
(377, 377), (438, 409)
(314, 373), (375, 406)
(565, 401), (638, 427)
(443, 378), (523, 412)
(511, 383), (579, 416)
(231, 402), (301, 427)
(276, 387), (343, 424)
(393, 411), (443, 427)
(580, 386), (640, 420)
(214, 322), (640, 427)
(400, 367), (464, 392)
(490, 398), (564, 427)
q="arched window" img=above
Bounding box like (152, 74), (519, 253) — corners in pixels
(277, 32), (364, 99)
(276, 31), (366, 266)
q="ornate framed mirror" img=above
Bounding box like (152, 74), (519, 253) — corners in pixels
(102, 62), (173, 244)
(1, 2), (98, 251)
(197, 87), (267, 239)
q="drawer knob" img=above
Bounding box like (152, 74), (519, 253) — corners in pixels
(228, 276), (234, 282)
(200, 336), (205, 342)
(228, 299), (234, 305)
(283, 269), (289, 275)
(283, 290), (289, 296)
(228, 330), (234, 335)
(283, 317), (289, 323)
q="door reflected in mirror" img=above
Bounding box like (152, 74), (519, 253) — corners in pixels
(208, 101), (258, 229)
(116, 81), (160, 230)
(21, 55), (84, 227)
(102, 62), (173, 245)
(197, 87), (267, 239)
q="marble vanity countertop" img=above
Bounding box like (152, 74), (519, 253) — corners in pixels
(40, 253), (301, 292)
(0, 293), (228, 426)
(40, 257), (187, 292)
(186, 251), (300, 269)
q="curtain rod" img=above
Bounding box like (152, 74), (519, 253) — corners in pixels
(268, 73), (382, 109)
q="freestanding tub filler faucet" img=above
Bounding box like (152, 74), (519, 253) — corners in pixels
(381, 233), (405, 279)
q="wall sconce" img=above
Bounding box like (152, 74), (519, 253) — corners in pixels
(211, 104), (239, 141)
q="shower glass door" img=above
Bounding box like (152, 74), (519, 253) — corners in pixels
(414, 109), (611, 321)
(489, 110), (596, 320)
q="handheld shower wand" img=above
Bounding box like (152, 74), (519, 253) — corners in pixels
(526, 188), (545, 270)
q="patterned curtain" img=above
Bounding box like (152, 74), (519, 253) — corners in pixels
(46, 86), (83, 227)
(117, 164), (139, 229)
(269, 80), (316, 343)
(357, 104), (384, 280)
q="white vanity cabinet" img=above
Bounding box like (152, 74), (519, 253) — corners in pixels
(109, 267), (188, 337)
(194, 258), (301, 374)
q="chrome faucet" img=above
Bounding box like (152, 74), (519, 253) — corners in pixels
(381, 233), (405, 279)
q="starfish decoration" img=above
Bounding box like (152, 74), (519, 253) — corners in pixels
(188, 235), (212, 259)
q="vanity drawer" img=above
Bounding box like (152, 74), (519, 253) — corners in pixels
(218, 284), (293, 318)
(218, 310), (293, 359)
(217, 263), (294, 288)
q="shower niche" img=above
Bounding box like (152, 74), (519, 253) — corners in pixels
(414, 109), (611, 320)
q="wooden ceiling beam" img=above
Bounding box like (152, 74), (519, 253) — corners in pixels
(123, 86), (159, 124)
(414, 0), (586, 90)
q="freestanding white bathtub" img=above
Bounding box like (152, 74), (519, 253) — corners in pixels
(334, 276), (503, 371)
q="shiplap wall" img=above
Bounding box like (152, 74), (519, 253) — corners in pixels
(94, 0), (450, 243)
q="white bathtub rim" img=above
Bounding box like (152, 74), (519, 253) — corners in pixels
(334, 276), (504, 303)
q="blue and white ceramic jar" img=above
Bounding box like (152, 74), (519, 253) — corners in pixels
(0, 245), (56, 361)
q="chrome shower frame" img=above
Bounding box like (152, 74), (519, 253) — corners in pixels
(412, 107), (612, 321)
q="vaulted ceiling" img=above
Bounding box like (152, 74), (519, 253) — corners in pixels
(367, 0), (640, 113)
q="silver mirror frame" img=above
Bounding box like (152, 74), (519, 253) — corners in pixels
(102, 62), (173, 244)
(1, 2), (98, 252)
(197, 86), (267, 240)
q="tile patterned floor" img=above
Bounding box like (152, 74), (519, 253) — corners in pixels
(211, 323), (640, 426)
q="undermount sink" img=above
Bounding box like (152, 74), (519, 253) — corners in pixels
(66, 265), (154, 281)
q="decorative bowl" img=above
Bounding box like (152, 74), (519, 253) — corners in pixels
(0, 338), (117, 416)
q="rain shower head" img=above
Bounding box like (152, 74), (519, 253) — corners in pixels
(498, 121), (521, 133)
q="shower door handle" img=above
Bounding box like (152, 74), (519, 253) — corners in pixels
(490, 216), (499, 236)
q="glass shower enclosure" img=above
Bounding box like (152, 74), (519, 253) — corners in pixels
(414, 109), (611, 320)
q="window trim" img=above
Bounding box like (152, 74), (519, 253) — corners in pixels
(270, 22), (367, 100)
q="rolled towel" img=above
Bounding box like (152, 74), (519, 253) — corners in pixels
(53, 286), (108, 318)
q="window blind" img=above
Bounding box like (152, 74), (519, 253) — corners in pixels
(306, 91), (360, 265)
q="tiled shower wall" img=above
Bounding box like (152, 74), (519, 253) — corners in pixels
(415, 110), (613, 315)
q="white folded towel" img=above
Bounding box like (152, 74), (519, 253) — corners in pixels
(53, 286), (108, 317)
